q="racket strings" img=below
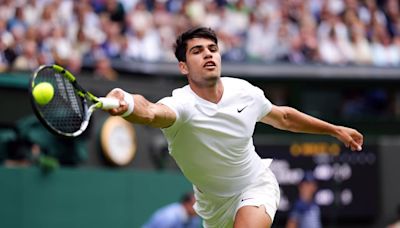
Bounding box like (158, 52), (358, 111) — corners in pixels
(33, 67), (86, 134)
(55, 73), (82, 117)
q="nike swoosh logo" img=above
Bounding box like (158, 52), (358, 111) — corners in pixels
(241, 198), (253, 202)
(237, 105), (248, 113)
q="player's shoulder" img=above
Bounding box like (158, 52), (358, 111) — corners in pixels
(158, 84), (191, 106)
(222, 76), (252, 86)
(171, 85), (192, 99)
(222, 76), (254, 90)
(163, 85), (195, 108)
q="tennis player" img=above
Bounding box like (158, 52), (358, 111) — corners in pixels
(107, 27), (363, 228)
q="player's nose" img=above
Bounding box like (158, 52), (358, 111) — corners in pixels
(203, 49), (213, 58)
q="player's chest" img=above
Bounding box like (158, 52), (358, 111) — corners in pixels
(190, 102), (258, 138)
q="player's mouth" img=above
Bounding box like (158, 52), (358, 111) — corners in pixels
(203, 61), (216, 69)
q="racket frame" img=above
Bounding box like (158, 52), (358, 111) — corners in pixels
(29, 64), (110, 137)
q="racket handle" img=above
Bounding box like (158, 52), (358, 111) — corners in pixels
(99, 97), (120, 110)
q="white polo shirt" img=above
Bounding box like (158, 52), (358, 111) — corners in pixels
(158, 77), (272, 197)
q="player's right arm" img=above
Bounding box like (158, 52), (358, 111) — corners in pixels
(106, 88), (176, 128)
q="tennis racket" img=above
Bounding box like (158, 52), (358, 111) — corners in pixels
(29, 64), (120, 137)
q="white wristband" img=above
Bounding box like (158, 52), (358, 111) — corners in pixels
(121, 91), (134, 117)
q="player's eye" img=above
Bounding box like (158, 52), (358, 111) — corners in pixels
(209, 45), (218, 52)
(190, 48), (201, 54)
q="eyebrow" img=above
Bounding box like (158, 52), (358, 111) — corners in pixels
(188, 45), (203, 53)
(188, 44), (218, 53)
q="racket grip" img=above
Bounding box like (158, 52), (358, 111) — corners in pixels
(99, 97), (120, 110)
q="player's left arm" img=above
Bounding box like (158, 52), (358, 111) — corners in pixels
(261, 105), (363, 151)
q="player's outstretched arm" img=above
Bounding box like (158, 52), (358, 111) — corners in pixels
(261, 105), (363, 151)
(106, 88), (176, 128)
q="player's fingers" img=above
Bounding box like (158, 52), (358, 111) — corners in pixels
(349, 140), (362, 151)
(107, 88), (124, 99)
(352, 131), (364, 151)
(356, 133), (364, 146)
(107, 88), (128, 115)
(343, 137), (357, 151)
(110, 100), (128, 115)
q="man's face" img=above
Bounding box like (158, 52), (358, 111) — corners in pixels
(186, 195), (197, 217)
(299, 181), (317, 202)
(179, 38), (221, 87)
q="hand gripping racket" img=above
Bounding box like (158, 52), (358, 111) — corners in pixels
(29, 64), (120, 137)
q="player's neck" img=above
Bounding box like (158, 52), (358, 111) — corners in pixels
(190, 79), (223, 104)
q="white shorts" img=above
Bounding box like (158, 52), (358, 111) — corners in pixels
(193, 161), (280, 228)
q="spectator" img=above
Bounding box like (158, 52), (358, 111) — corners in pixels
(93, 54), (118, 81)
(0, 0), (399, 68)
(44, 26), (73, 66)
(384, 0), (400, 37)
(7, 6), (27, 32)
(143, 192), (201, 228)
(318, 28), (352, 65)
(349, 21), (373, 65)
(102, 0), (126, 25)
(202, 1), (222, 30)
(66, 50), (83, 74)
(38, 4), (57, 40)
(286, 172), (322, 228)
(184, 0), (207, 27)
(153, 1), (175, 60)
(317, 9), (349, 42)
(100, 20), (124, 59)
(73, 27), (92, 58)
(124, 2), (162, 62)
(0, 0), (15, 21)
(298, 19), (320, 62)
(245, 13), (279, 62)
(12, 39), (39, 71)
(370, 25), (400, 66)
(123, 27), (162, 62)
(0, 18), (14, 71)
(75, 2), (105, 48)
(359, 0), (387, 29)
(22, 0), (42, 26)
(285, 36), (307, 64)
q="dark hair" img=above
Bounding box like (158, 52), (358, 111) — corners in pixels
(180, 192), (194, 204)
(301, 171), (316, 183)
(174, 27), (218, 62)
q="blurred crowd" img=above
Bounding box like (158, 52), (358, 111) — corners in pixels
(0, 0), (400, 77)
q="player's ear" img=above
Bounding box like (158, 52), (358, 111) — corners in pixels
(178, 61), (189, 75)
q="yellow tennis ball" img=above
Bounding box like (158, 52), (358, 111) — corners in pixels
(32, 82), (54, 105)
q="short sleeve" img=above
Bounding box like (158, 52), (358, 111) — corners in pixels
(157, 88), (191, 139)
(158, 96), (180, 121)
(253, 86), (272, 121)
(157, 96), (183, 134)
